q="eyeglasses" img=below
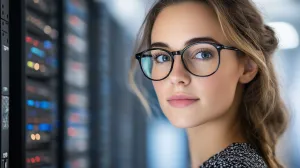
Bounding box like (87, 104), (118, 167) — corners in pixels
(135, 42), (241, 81)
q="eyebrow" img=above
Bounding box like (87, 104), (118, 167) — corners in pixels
(150, 37), (221, 48)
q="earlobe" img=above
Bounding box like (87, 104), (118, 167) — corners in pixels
(239, 58), (258, 84)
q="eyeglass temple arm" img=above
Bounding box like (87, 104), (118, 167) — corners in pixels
(223, 46), (240, 51)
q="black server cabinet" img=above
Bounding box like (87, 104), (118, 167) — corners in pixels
(7, 1), (147, 167)
(9, 0), (59, 167)
(25, 0), (58, 167)
(1, 0), (9, 167)
(89, 3), (111, 168)
(8, 0), (91, 167)
(89, 2), (147, 168)
(62, 0), (90, 167)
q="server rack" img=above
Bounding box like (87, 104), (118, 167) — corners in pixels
(62, 0), (90, 167)
(89, 2), (147, 168)
(8, 0), (91, 167)
(8, 1), (148, 167)
(109, 18), (135, 168)
(9, 0), (58, 167)
(88, 2), (149, 168)
(89, 3), (111, 168)
(24, 0), (58, 167)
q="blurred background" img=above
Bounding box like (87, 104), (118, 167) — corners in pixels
(3, 0), (300, 168)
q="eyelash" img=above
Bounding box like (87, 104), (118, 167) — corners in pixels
(190, 48), (214, 58)
(153, 52), (169, 58)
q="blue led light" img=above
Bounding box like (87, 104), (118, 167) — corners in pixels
(31, 47), (45, 57)
(40, 101), (45, 109)
(27, 100), (35, 107)
(27, 100), (52, 110)
(39, 123), (51, 131)
(35, 101), (40, 108)
(27, 124), (34, 131)
(40, 101), (50, 109)
(44, 41), (52, 49)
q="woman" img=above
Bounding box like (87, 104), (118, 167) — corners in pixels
(129, 0), (288, 167)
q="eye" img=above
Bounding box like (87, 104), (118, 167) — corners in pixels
(194, 51), (213, 60)
(154, 54), (171, 63)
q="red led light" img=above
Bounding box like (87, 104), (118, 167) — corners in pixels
(71, 113), (79, 122)
(27, 158), (31, 163)
(68, 94), (78, 104)
(35, 156), (41, 162)
(70, 16), (78, 25)
(68, 35), (76, 45)
(26, 85), (36, 93)
(74, 113), (79, 122)
(31, 158), (35, 163)
(68, 127), (77, 137)
(33, 40), (39, 46)
(26, 36), (32, 43)
(72, 62), (81, 70)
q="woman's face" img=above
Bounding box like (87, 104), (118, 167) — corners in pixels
(151, 2), (246, 128)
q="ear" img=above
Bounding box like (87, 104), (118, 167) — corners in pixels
(239, 57), (258, 84)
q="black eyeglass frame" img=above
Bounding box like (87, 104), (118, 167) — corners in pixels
(135, 42), (241, 81)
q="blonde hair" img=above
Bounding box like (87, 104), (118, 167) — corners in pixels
(128, 0), (288, 167)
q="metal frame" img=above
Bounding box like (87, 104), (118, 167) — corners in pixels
(9, 0), (26, 167)
(57, 0), (65, 167)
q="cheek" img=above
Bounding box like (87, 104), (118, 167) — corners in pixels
(197, 60), (241, 112)
(152, 82), (164, 99)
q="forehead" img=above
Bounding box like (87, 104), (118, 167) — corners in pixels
(151, 1), (228, 50)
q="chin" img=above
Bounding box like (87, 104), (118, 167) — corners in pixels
(165, 112), (207, 129)
(173, 121), (205, 129)
(171, 122), (201, 129)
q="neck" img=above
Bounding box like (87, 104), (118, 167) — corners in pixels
(187, 111), (246, 168)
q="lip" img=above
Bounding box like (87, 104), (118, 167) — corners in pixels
(167, 94), (199, 108)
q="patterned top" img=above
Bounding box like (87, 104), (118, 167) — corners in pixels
(199, 143), (268, 168)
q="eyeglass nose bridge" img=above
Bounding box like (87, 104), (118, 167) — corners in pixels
(170, 50), (183, 57)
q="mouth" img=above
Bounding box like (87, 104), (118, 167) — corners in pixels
(167, 94), (199, 108)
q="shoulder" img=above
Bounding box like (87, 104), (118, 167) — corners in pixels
(200, 143), (268, 168)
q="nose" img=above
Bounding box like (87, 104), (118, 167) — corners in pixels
(168, 55), (191, 86)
